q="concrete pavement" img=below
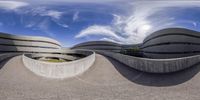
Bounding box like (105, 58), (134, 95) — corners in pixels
(0, 54), (200, 100)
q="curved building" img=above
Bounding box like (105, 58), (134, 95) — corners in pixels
(0, 32), (96, 78)
(97, 28), (200, 73)
(72, 41), (122, 52)
(141, 28), (200, 59)
(0, 32), (61, 54)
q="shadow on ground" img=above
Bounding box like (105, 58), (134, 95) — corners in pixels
(0, 58), (12, 70)
(104, 55), (200, 87)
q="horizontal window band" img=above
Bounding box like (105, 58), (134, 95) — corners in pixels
(0, 51), (66, 55)
(141, 42), (200, 49)
(143, 51), (200, 54)
(0, 51), (89, 55)
(0, 44), (58, 49)
(143, 33), (200, 44)
(0, 36), (60, 46)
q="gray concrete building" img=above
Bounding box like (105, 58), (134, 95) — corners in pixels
(1, 29), (200, 100)
(72, 28), (200, 73)
(141, 28), (200, 59)
(0, 32), (96, 79)
(72, 41), (122, 52)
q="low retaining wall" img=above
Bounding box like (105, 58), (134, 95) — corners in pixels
(98, 51), (200, 73)
(22, 51), (95, 79)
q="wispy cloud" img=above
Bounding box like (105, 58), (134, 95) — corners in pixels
(20, 0), (128, 4)
(76, 0), (200, 44)
(0, 1), (28, 10)
(100, 37), (121, 44)
(37, 19), (56, 37)
(20, 6), (66, 29)
(26, 7), (63, 19)
(56, 23), (69, 28)
(75, 25), (123, 40)
(44, 10), (63, 19)
(73, 11), (79, 21)
(25, 22), (35, 28)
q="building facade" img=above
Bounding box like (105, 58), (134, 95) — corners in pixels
(72, 41), (122, 52)
(141, 28), (200, 59)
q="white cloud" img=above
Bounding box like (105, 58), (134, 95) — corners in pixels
(112, 14), (124, 25)
(15, 6), (68, 32)
(56, 23), (69, 28)
(37, 19), (56, 37)
(44, 10), (63, 19)
(100, 37), (122, 44)
(0, 1), (28, 10)
(25, 22), (35, 28)
(22, 0), (127, 4)
(76, 0), (200, 44)
(121, 0), (200, 43)
(73, 11), (79, 21)
(193, 22), (198, 27)
(75, 25), (123, 40)
(21, 7), (63, 19)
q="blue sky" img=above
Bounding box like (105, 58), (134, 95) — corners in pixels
(0, 0), (200, 47)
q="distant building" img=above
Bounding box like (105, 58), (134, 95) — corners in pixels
(72, 41), (122, 53)
(141, 28), (200, 59)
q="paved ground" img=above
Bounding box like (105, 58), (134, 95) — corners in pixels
(0, 54), (200, 100)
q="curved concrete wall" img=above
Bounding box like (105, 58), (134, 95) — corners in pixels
(142, 28), (200, 59)
(22, 51), (95, 79)
(99, 51), (200, 73)
(72, 41), (122, 52)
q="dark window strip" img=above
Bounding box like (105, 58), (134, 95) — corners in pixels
(0, 44), (58, 49)
(141, 42), (200, 49)
(0, 51), (65, 55)
(143, 51), (200, 54)
(143, 33), (200, 44)
(0, 37), (60, 46)
(0, 51), (88, 55)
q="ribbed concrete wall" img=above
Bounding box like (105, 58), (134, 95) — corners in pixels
(0, 45), (88, 54)
(22, 51), (95, 79)
(99, 51), (200, 73)
(0, 32), (94, 56)
(0, 32), (62, 54)
(0, 38), (60, 49)
(142, 28), (200, 59)
(0, 32), (61, 46)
